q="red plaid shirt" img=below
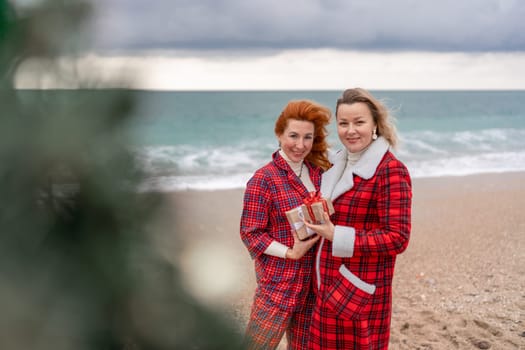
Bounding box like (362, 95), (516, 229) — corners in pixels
(240, 151), (322, 311)
(310, 138), (412, 349)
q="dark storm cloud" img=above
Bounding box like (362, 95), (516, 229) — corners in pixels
(89, 0), (525, 52)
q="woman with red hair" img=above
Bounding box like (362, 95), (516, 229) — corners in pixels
(240, 99), (331, 349)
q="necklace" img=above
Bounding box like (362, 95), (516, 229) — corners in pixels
(298, 162), (304, 178)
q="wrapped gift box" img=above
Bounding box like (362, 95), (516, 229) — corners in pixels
(285, 206), (316, 240)
(285, 193), (335, 241)
(301, 192), (334, 224)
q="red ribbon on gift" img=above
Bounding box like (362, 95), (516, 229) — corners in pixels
(303, 191), (329, 222)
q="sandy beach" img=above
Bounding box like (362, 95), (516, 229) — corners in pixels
(158, 172), (525, 349)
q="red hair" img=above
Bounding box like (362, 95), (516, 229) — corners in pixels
(275, 100), (331, 170)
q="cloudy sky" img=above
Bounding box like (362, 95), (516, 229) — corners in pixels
(17, 0), (525, 90)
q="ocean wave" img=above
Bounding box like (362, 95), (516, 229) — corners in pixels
(134, 127), (525, 191)
(137, 151), (525, 192)
(405, 151), (525, 178)
(133, 142), (275, 177)
(137, 173), (254, 192)
(398, 128), (525, 160)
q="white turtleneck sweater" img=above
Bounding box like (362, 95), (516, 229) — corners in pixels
(279, 149), (316, 192)
(264, 150), (316, 258)
(346, 148), (365, 167)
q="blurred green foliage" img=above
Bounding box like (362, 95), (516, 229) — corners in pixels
(0, 1), (240, 349)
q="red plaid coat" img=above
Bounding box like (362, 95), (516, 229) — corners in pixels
(240, 151), (322, 311)
(309, 137), (412, 349)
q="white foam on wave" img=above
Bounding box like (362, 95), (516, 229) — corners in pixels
(450, 129), (511, 152)
(134, 128), (525, 191)
(137, 173), (254, 192)
(398, 138), (447, 157)
(406, 151), (525, 178)
(138, 151), (525, 191)
(134, 142), (273, 177)
(398, 128), (525, 160)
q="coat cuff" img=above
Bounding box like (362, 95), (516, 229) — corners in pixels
(332, 225), (355, 257)
(264, 240), (289, 258)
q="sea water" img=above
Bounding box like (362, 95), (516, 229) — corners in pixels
(128, 90), (525, 191)
(18, 89), (525, 191)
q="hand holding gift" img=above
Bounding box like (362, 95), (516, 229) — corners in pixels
(303, 211), (335, 242)
(285, 192), (334, 241)
(285, 229), (320, 260)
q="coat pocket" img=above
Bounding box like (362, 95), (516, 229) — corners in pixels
(324, 264), (376, 321)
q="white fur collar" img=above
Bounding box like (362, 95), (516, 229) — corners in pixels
(321, 137), (390, 201)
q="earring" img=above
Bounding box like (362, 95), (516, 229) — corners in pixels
(372, 129), (378, 140)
